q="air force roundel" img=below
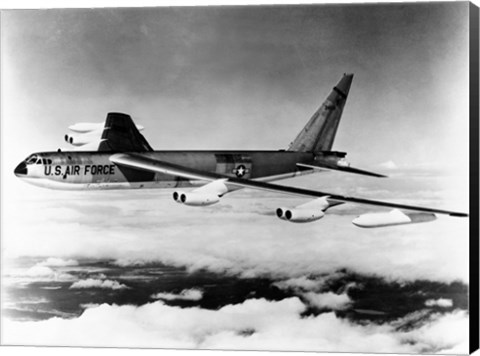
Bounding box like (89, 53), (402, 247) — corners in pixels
(233, 164), (249, 178)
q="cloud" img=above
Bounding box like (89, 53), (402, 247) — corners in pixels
(2, 298), (468, 353)
(273, 272), (356, 293)
(41, 286), (62, 290)
(26, 266), (56, 278)
(302, 292), (351, 310)
(425, 298), (453, 308)
(69, 279), (129, 290)
(38, 257), (78, 267)
(4, 298), (49, 307)
(113, 259), (155, 267)
(273, 276), (326, 292)
(151, 289), (203, 301)
(23, 265), (75, 282)
(400, 310), (468, 353)
(2, 257), (79, 284)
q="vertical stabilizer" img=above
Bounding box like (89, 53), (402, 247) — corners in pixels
(98, 113), (153, 152)
(288, 73), (353, 152)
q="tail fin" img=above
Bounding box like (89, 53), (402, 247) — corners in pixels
(288, 73), (354, 152)
(98, 112), (153, 152)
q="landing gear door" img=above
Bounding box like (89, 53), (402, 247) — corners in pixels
(215, 154), (252, 179)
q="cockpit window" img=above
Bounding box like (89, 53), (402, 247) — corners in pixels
(25, 154), (38, 165)
(25, 154), (46, 165)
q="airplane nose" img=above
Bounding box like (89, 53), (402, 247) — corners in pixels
(14, 161), (27, 176)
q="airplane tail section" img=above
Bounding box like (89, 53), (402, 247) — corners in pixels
(288, 73), (353, 152)
(98, 112), (153, 152)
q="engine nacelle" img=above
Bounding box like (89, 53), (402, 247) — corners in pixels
(173, 191), (220, 206)
(352, 209), (436, 228)
(64, 133), (101, 146)
(276, 197), (330, 223)
(276, 207), (325, 223)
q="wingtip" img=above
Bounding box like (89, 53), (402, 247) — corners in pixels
(449, 212), (469, 217)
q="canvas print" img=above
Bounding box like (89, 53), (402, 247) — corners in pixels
(0, 2), (475, 354)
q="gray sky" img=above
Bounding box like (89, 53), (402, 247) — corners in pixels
(1, 2), (470, 172)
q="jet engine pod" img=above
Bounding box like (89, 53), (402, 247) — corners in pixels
(276, 197), (330, 223)
(352, 209), (436, 228)
(283, 208), (325, 223)
(276, 207), (288, 220)
(64, 133), (102, 146)
(64, 134), (75, 144)
(172, 191), (220, 206)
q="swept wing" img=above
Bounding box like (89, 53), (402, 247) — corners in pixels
(109, 153), (468, 217)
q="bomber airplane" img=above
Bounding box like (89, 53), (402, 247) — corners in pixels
(14, 74), (468, 227)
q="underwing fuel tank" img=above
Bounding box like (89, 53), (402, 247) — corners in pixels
(352, 209), (437, 228)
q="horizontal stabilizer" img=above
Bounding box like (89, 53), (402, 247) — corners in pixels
(296, 163), (386, 178)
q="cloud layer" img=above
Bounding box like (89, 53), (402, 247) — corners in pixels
(39, 257), (79, 267)
(2, 169), (470, 285)
(2, 298), (468, 353)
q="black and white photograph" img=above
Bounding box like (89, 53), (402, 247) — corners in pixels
(0, 0), (477, 354)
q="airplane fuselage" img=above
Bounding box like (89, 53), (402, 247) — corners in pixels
(15, 150), (317, 190)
